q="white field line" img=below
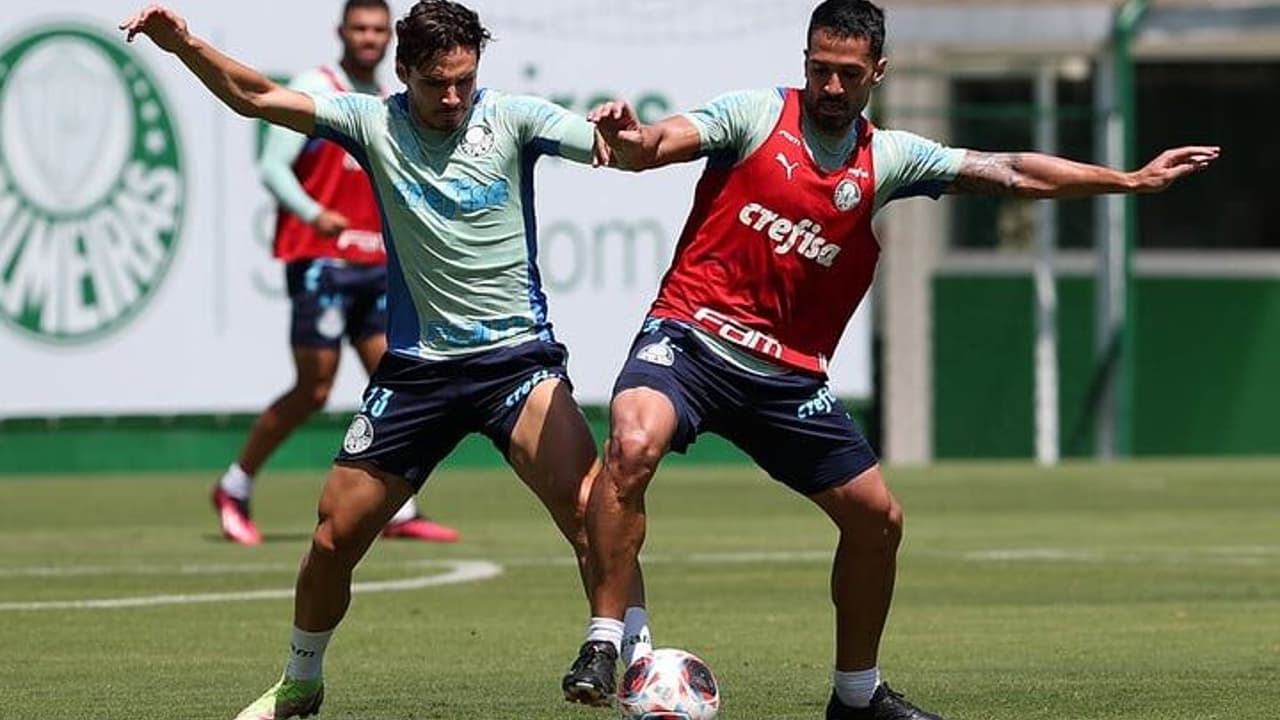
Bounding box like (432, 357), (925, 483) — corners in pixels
(0, 550), (835, 579)
(962, 549), (1102, 562)
(0, 562), (303, 578)
(0, 560), (501, 612)
(0, 551), (836, 612)
(2, 545), (1277, 612)
(3, 545), (1277, 581)
(958, 545), (1280, 564)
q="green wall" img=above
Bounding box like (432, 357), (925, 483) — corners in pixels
(0, 411), (751, 475)
(1135, 279), (1280, 455)
(2, 401), (874, 475)
(934, 275), (1280, 458)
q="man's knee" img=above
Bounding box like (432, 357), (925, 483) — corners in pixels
(309, 474), (386, 562)
(825, 472), (904, 549)
(564, 516), (591, 560)
(302, 381), (333, 412)
(606, 426), (664, 498)
(310, 510), (364, 560)
(286, 376), (333, 414)
(852, 496), (903, 552)
(884, 499), (904, 550)
(549, 472), (591, 557)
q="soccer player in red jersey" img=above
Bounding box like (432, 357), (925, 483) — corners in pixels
(562, 1), (1218, 717)
(211, 0), (459, 546)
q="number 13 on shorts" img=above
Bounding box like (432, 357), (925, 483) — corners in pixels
(360, 386), (394, 418)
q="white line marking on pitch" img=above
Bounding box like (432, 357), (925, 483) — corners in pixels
(0, 550), (835, 580)
(3, 545), (1276, 612)
(0, 562), (302, 578)
(960, 545), (1280, 564)
(0, 551), (836, 612)
(0, 560), (501, 612)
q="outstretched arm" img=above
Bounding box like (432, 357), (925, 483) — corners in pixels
(120, 5), (314, 135)
(948, 146), (1220, 198)
(588, 101), (703, 171)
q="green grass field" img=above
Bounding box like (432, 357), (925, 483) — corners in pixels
(2, 460), (1278, 719)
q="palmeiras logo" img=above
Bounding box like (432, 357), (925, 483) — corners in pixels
(343, 414), (375, 454)
(0, 24), (185, 345)
(636, 337), (675, 367)
(833, 178), (861, 213)
(459, 124), (495, 157)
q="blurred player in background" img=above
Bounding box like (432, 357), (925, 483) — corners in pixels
(122, 1), (649, 718)
(211, 0), (459, 546)
(565, 1), (1219, 718)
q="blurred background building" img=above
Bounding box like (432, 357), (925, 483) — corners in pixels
(873, 0), (1280, 463)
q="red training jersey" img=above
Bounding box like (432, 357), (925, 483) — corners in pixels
(650, 88), (879, 376)
(272, 66), (385, 265)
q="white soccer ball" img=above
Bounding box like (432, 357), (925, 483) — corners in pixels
(617, 648), (720, 720)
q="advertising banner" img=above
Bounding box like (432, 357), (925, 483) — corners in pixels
(0, 0), (872, 417)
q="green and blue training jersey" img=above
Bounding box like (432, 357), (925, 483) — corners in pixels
(309, 89), (596, 359)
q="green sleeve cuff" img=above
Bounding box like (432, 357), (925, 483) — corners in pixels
(556, 117), (597, 165)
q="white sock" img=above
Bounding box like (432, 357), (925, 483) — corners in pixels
(621, 606), (652, 666)
(285, 626), (333, 681)
(585, 617), (625, 654)
(219, 463), (254, 501)
(389, 497), (418, 524)
(834, 666), (881, 708)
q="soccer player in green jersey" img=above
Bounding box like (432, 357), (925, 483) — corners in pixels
(212, 0), (459, 547)
(122, 2), (648, 717)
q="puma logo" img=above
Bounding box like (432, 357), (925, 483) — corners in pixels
(775, 152), (799, 180)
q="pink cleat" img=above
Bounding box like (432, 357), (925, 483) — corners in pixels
(211, 486), (262, 546)
(381, 516), (460, 543)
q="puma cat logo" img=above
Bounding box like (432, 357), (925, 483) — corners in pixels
(775, 152), (800, 180)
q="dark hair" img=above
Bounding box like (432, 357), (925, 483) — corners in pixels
(342, 0), (390, 22)
(807, 0), (885, 59)
(395, 0), (492, 69)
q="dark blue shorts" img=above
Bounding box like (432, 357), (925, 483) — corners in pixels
(614, 319), (878, 496)
(334, 340), (572, 489)
(285, 259), (387, 349)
